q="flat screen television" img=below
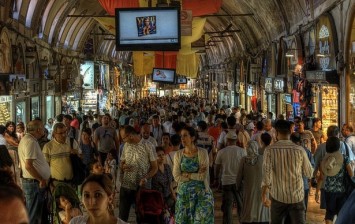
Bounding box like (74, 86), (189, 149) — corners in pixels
(176, 77), (187, 84)
(152, 68), (176, 84)
(115, 7), (181, 51)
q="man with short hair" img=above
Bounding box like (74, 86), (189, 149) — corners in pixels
(151, 114), (165, 145)
(18, 120), (50, 223)
(342, 123), (355, 156)
(262, 120), (313, 224)
(119, 125), (158, 222)
(94, 114), (120, 165)
(215, 131), (246, 223)
(296, 120), (317, 154)
(43, 122), (78, 183)
(263, 119), (277, 144)
(141, 123), (158, 148)
(311, 118), (325, 146)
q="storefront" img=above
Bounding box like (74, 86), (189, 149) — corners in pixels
(44, 80), (55, 121)
(346, 14), (355, 126)
(0, 96), (13, 125)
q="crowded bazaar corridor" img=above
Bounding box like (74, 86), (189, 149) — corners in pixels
(1, 0), (355, 223)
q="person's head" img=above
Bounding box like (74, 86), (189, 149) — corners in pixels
(26, 120), (45, 140)
(267, 112), (273, 119)
(296, 120), (305, 133)
(63, 114), (72, 127)
(289, 121), (295, 134)
(144, 17), (150, 26)
(0, 145), (13, 172)
(226, 116), (236, 128)
(290, 132), (301, 145)
(0, 125), (5, 136)
(81, 128), (92, 142)
(89, 160), (104, 175)
(225, 131), (237, 146)
(57, 195), (72, 210)
(0, 185), (28, 224)
(326, 136), (340, 153)
(313, 118), (322, 129)
(120, 125), (139, 144)
(341, 124), (353, 138)
(107, 149), (117, 161)
(327, 125), (339, 137)
(156, 146), (165, 164)
(56, 114), (64, 123)
(80, 174), (115, 217)
(263, 119), (272, 131)
(16, 123), (25, 133)
(152, 115), (160, 127)
(246, 140), (259, 157)
(110, 119), (119, 129)
(52, 123), (67, 144)
(101, 114), (111, 126)
(197, 120), (208, 132)
(275, 120), (291, 140)
(161, 133), (170, 147)
(170, 134), (181, 148)
(256, 121), (263, 131)
(180, 126), (198, 147)
(260, 132), (272, 147)
(5, 121), (16, 134)
(141, 123), (151, 140)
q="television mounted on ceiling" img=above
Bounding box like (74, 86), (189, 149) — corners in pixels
(115, 7), (181, 51)
(176, 76), (187, 84)
(152, 68), (176, 84)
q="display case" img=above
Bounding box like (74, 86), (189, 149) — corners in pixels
(0, 96), (12, 125)
(81, 91), (97, 114)
(320, 85), (338, 134)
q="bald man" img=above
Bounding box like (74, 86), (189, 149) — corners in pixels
(18, 120), (50, 224)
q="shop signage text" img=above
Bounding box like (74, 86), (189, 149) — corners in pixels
(306, 71), (326, 81)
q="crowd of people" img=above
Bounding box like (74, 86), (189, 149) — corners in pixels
(0, 95), (354, 224)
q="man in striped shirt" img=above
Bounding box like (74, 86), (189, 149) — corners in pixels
(261, 120), (313, 224)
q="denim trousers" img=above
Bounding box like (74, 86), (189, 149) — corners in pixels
(271, 197), (305, 224)
(119, 187), (137, 222)
(222, 184), (242, 224)
(22, 180), (46, 224)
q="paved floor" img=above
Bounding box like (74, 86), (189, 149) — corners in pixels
(121, 188), (325, 224)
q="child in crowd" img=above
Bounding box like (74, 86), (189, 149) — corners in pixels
(57, 195), (82, 224)
(89, 159), (104, 175)
(16, 123), (25, 142)
(104, 149), (117, 180)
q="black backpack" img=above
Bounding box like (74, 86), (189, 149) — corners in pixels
(70, 138), (86, 185)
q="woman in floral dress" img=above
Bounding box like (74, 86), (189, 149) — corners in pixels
(173, 126), (214, 224)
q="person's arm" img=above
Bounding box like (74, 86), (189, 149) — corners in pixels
(172, 151), (189, 182)
(189, 149), (208, 181)
(346, 163), (354, 177)
(25, 159), (46, 188)
(4, 133), (19, 146)
(302, 148), (313, 179)
(235, 158), (244, 191)
(315, 167), (324, 203)
(140, 160), (158, 186)
(93, 129), (99, 149)
(261, 148), (271, 207)
(114, 130), (120, 151)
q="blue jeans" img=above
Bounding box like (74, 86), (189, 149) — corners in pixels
(22, 179), (46, 224)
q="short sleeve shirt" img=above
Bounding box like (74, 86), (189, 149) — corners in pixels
(120, 141), (156, 190)
(94, 126), (116, 153)
(18, 133), (50, 180)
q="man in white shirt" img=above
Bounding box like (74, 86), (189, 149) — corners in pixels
(215, 131), (247, 223)
(18, 120), (50, 224)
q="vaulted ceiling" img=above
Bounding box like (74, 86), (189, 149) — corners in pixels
(0, 0), (327, 66)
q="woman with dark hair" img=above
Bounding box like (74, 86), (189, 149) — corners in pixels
(152, 146), (176, 212)
(0, 144), (14, 173)
(4, 121), (21, 186)
(0, 169), (27, 224)
(173, 126), (214, 223)
(69, 174), (128, 224)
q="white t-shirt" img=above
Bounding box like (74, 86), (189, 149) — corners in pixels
(215, 145), (247, 185)
(69, 215), (128, 224)
(18, 133), (50, 180)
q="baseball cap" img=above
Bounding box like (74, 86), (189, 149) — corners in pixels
(226, 131), (237, 140)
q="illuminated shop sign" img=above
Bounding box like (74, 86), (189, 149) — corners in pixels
(274, 78), (284, 92)
(80, 61), (94, 90)
(265, 78), (273, 93)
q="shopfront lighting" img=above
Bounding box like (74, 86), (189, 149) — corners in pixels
(285, 52), (294, 57)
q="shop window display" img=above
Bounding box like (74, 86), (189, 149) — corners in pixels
(0, 96), (12, 125)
